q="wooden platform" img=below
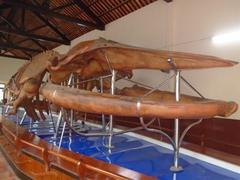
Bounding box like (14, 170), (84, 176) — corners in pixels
(0, 116), (155, 180)
(0, 150), (19, 179)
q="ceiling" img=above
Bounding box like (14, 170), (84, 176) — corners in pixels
(0, 0), (172, 60)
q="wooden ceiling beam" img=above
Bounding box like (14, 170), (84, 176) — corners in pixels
(0, 33), (32, 58)
(99, 0), (130, 17)
(21, 8), (25, 29)
(0, 27), (70, 45)
(31, 0), (69, 42)
(3, 0), (105, 30)
(52, 2), (75, 12)
(33, 12), (70, 41)
(72, 0), (105, 29)
(0, 14), (47, 50)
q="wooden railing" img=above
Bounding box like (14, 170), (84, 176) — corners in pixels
(0, 116), (155, 180)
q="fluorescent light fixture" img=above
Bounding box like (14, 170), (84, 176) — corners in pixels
(212, 29), (240, 45)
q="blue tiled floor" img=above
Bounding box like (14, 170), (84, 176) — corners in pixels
(6, 113), (240, 180)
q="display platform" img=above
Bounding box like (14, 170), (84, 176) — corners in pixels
(3, 112), (240, 180)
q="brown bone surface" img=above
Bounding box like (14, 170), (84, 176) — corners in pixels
(7, 38), (239, 121)
(49, 38), (238, 82)
(40, 83), (237, 119)
(118, 85), (238, 117)
(118, 85), (205, 102)
(7, 51), (60, 120)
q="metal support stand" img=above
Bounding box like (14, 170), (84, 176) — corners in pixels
(19, 111), (27, 125)
(29, 118), (33, 132)
(53, 108), (62, 139)
(137, 59), (203, 172)
(48, 103), (56, 133)
(53, 74), (74, 139)
(16, 110), (19, 136)
(58, 120), (66, 149)
(170, 70), (183, 172)
(70, 109), (73, 136)
(105, 70), (116, 148)
(51, 55), (204, 165)
(99, 77), (106, 130)
(5, 96), (13, 114)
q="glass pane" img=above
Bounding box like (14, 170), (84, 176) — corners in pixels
(0, 84), (4, 89)
(0, 89), (3, 102)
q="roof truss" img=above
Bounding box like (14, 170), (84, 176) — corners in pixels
(0, 0), (171, 60)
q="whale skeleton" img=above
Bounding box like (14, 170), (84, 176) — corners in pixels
(5, 38), (239, 172)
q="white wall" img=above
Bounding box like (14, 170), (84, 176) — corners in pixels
(56, 0), (240, 119)
(169, 0), (240, 119)
(0, 57), (26, 84)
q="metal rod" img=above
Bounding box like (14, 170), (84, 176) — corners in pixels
(100, 77), (106, 130)
(5, 96), (13, 114)
(68, 74), (74, 87)
(118, 76), (153, 89)
(142, 74), (175, 98)
(48, 104), (56, 133)
(19, 111), (27, 125)
(171, 70), (183, 172)
(69, 74), (76, 135)
(54, 74), (74, 139)
(179, 119), (203, 146)
(180, 76), (205, 99)
(113, 126), (145, 135)
(16, 109), (19, 135)
(62, 116), (153, 137)
(70, 110), (73, 135)
(139, 117), (176, 149)
(29, 118), (32, 132)
(74, 74), (112, 85)
(107, 70), (116, 148)
(58, 121), (66, 149)
(53, 109), (62, 139)
(174, 70), (180, 167)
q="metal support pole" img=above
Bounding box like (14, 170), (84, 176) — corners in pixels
(170, 70), (183, 172)
(5, 96), (13, 114)
(48, 104), (56, 133)
(53, 110), (62, 139)
(70, 75), (75, 136)
(29, 118), (32, 132)
(106, 70), (116, 148)
(100, 77), (106, 130)
(68, 74), (74, 133)
(19, 111), (27, 125)
(58, 121), (66, 149)
(70, 109), (73, 135)
(16, 110), (19, 136)
(53, 74), (74, 139)
(16, 109), (19, 125)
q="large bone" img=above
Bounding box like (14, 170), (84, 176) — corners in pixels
(118, 85), (204, 102)
(40, 83), (237, 119)
(7, 51), (60, 120)
(49, 38), (238, 80)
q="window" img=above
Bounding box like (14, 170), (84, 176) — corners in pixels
(0, 83), (5, 103)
